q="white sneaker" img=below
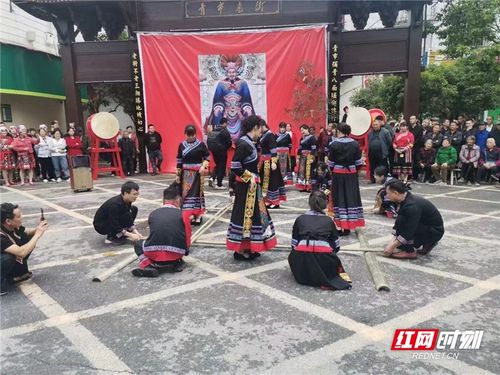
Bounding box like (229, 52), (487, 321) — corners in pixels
(43, 179), (48, 183)
(50, 178), (56, 182)
(214, 185), (225, 190)
(56, 178), (62, 183)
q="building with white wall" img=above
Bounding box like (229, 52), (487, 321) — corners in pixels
(0, 0), (65, 128)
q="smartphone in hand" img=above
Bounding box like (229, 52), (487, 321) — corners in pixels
(40, 208), (45, 222)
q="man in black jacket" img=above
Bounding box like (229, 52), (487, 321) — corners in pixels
(382, 180), (444, 259)
(93, 181), (144, 245)
(119, 129), (136, 176)
(409, 115), (424, 180)
(208, 117), (232, 189)
(144, 124), (163, 175)
(132, 183), (190, 277)
(368, 117), (392, 182)
(1, 203), (48, 295)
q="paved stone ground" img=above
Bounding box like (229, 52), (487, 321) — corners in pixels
(1, 175), (499, 375)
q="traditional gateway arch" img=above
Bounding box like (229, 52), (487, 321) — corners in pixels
(15, 0), (429, 171)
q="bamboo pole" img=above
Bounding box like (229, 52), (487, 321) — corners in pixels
(192, 240), (381, 253)
(355, 228), (390, 292)
(191, 203), (232, 243)
(364, 252), (390, 291)
(92, 253), (137, 282)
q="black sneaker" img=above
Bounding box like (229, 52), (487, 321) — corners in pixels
(13, 272), (33, 283)
(417, 242), (437, 255)
(105, 236), (127, 245)
(338, 229), (351, 237)
(131, 267), (159, 277)
(233, 252), (259, 261)
(249, 252), (261, 260)
(150, 261), (184, 273)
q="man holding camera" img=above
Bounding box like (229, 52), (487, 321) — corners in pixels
(1, 203), (48, 295)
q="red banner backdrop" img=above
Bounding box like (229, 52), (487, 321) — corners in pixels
(138, 26), (327, 172)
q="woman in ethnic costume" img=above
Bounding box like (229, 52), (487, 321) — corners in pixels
(311, 162), (334, 217)
(11, 125), (38, 186)
(289, 191), (352, 290)
(0, 126), (16, 186)
(227, 115), (277, 260)
(295, 124), (317, 192)
(175, 125), (210, 226)
(258, 119), (286, 209)
(328, 123), (365, 236)
(391, 121), (414, 181)
(275, 122), (293, 185)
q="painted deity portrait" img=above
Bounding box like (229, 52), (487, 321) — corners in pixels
(199, 53), (267, 141)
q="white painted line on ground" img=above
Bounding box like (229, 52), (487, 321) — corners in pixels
(30, 249), (133, 271)
(2, 187), (94, 224)
(18, 281), (132, 373)
(128, 176), (172, 187)
(445, 210), (500, 227)
(425, 185), (492, 198)
(46, 225), (94, 233)
(0, 258), (288, 339)
(265, 274), (500, 375)
(435, 195), (500, 205)
(375, 255), (481, 285)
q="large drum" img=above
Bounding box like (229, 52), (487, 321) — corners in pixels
(346, 107), (371, 136)
(86, 112), (120, 140)
(369, 108), (387, 124)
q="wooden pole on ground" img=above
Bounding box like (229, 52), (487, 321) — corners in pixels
(192, 240), (381, 253)
(92, 253), (138, 282)
(191, 203), (232, 243)
(355, 228), (390, 291)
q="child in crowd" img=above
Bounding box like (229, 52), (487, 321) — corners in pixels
(372, 166), (398, 218)
(311, 162), (334, 217)
(417, 139), (436, 182)
(311, 162), (331, 193)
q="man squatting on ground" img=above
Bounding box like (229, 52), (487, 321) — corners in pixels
(93, 181), (144, 245)
(382, 179), (444, 259)
(132, 182), (191, 277)
(1, 203), (48, 295)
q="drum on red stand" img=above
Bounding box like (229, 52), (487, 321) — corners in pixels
(346, 107), (372, 180)
(86, 112), (124, 180)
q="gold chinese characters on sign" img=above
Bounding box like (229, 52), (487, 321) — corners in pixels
(131, 52), (145, 134)
(330, 43), (340, 121)
(185, 0), (279, 18)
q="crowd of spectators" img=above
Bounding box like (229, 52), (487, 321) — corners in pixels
(366, 115), (500, 185)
